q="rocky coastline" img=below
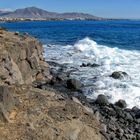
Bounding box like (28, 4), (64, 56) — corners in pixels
(43, 61), (140, 140)
(0, 28), (139, 140)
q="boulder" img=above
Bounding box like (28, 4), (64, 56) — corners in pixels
(132, 106), (139, 113)
(110, 71), (130, 80)
(95, 94), (109, 106)
(67, 79), (82, 90)
(115, 100), (127, 108)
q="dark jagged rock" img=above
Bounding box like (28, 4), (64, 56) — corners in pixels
(115, 99), (127, 108)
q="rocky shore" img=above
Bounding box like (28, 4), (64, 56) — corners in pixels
(0, 28), (139, 140)
(42, 61), (140, 140)
(0, 29), (106, 140)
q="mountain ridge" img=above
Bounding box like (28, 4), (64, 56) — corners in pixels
(0, 7), (103, 20)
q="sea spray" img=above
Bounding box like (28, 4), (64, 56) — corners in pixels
(44, 37), (140, 108)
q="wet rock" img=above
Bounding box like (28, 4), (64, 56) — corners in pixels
(67, 79), (82, 90)
(95, 94), (109, 106)
(110, 71), (130, 80)
(80, 63), (100, 67)
(91, 63), (100, 67)
(115, 100), (127, 108)
(132, 106), (139, 113)
(80, 63), (87, 67)
(135, 110), (140, 118)
(14, 32), (19, 35)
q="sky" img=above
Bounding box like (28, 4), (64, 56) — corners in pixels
(0, 0), (140, 19)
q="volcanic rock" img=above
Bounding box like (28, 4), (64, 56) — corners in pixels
(67, 79), (82, 90)
(95, 94), (109, 106)
(110, 71), (130, 80)
(115, 99), (127, 108)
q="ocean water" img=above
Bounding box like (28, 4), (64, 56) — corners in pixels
(1, 20), (140, 108)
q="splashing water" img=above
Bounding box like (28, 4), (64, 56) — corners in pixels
(44, 37), (140, 108)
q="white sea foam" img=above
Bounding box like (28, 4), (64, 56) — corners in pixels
(44, 37), (140, 108)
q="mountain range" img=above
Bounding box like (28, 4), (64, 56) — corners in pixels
(0, 7), (103, 20)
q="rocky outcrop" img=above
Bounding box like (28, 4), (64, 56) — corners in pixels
(0, 29), (106, 140)
(0, 86), (105, 140)
(0, 29), (52, 85)
(47, 62), (140, 140)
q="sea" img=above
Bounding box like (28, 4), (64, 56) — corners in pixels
(0, 20), (140, 108)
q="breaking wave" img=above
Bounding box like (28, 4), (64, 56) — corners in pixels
(44, 37), (140, 108)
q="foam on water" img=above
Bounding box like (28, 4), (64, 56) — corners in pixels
(44, 37), (140, 108)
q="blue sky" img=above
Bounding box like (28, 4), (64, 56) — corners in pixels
(0, 0), (140, 19)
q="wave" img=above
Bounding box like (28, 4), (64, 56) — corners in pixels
(44, 37), (140, 108)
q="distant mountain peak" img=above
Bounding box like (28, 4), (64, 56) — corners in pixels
(0, 7), (103, 20)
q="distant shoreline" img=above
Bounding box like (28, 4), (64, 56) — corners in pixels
(1, 7), (139, 23)
(0, 18), (139, 23)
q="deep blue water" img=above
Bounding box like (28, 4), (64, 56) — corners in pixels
(0, 20), (140, 50)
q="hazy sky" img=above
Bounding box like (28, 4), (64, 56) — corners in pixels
(0, 0), (140, 19)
